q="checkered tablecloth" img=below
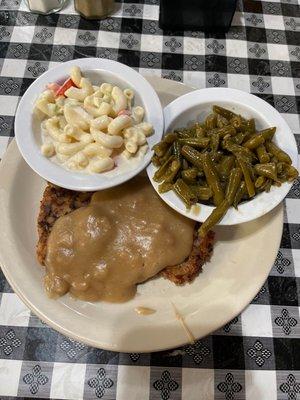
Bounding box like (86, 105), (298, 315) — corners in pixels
(0, 0), (299, 398)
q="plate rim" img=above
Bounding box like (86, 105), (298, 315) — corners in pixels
(0, 78), (284, 352)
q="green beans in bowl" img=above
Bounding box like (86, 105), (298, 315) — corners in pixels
(147, 89), (299, 232)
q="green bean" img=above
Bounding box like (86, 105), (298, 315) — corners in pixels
(153, 155), (174, 182)
(256, 144), (270, 164)
(164, 159), (181, 183)
(254, 163), (279, 182)
(209, 125), (236, 138)
(163, 132), (177, 144)
(202, 152), (224, 206)
(259, 127), (276, 141)
(191, 186), (212, 201)
(223, 140), (256, 164)
(199, 199), (230, 237)
(211, 151), (223, 163)
(173, 179), (197, 209)
(217, 155), (235, 180)
(255, 176), (266, 188)
(152, 155), (161, 167)
(265, 141), (292, 164)
(246, 118), (256, 134)
(195, 126), (206, 138)
(181, 145), (203, 170)
(231, 115), (244, 130)
(158, 182), (173, 193)
(225, 168), (243, 204)
(233, 131), (250, 145)
(236, 155), (256, 198)
(210, 133), (220, 153)
(159, 145), (173, 165)
(285, 165), (299, 182)
(216, 114), (229, 128)
(205, 113), (217, 130)
(153, 142), (169, 157)
(181, 168), (198, 184)
(178, 137), (210, 149)
(213, 105), (236, 120)
(243, 134), (265, 150)
(173, 141), (182, 161)
(233, 181), (246, 208)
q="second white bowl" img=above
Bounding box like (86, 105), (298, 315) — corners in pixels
(147, 88), (298, 225)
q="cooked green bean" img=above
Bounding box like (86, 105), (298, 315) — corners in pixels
(173, 141), (181, 161)
(181, 145), (203, 170)
(205, 113), (217, 130)
(210, 125), (236, 138)
(254, 163), (279, 182)
(163, 132), (177, 144)
(152, 105), (298, 231)
(225, 168), (243, 204)
(233, 181), (246, 208)
(178, 137), (210, 149)
(236, 155), (255, 198)
(181, 168), (198, 184)
(213, 105), (236, 120)
(199, 199), (230, 237)
(158, 182), (173, 193)
(265, 141), (292, 164)
(260, 127), (276, 141)
(256, 144), (270, 164)
(216, 114), (229, 128)
(164, 159), (181, 183)
(210, 134), (220, 153)
(173, 179), (197, 208)
(217, 155), (235, 180)
(255, 176), (266, 188)
(202, 152), (224, 206)
(153, 142), (169, 157)
(246, 118), (256, 134)
(153, 155), (174, 182)
(243, 134), (265, 150)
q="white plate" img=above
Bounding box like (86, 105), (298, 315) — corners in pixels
(147, 88), (298, 225)
(0, 78), (283, 352)
(14, 58), (164, 191)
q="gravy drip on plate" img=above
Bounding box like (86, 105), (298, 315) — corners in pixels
(44, 177), (195, 302)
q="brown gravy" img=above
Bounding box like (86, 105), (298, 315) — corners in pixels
(44, 177), (195, 302)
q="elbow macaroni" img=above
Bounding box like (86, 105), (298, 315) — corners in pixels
(35, 66), (153, 174)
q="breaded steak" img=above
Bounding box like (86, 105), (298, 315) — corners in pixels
(37, 184), (214, 284)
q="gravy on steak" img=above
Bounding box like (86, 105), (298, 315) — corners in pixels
(44, 177), (195, 302)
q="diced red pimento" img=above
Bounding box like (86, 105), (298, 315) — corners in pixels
(46, 83), (61, 92)
(55, 78), (77, 97)
(118, 109), (131, 117)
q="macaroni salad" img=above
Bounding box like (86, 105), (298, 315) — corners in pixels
(35, 66), (153, 174)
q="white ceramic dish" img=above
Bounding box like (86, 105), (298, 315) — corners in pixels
(15, 58), (164, 191)
(147, 88), (298, 225)
(0, 78), (283, 352)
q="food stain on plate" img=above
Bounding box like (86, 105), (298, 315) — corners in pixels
(135, 306), (156, 316)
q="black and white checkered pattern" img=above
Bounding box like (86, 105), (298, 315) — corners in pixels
(0, 0), (299, 398)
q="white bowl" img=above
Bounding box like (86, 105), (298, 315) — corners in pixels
(147, 88), (298, 225)
(15, 58), (164, 191)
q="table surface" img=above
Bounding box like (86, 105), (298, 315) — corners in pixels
(0, 0), (299, 399)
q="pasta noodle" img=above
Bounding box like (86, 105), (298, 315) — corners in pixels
(35, 66), (153, 174)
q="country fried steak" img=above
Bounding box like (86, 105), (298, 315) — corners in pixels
(37, 184), (214, 285)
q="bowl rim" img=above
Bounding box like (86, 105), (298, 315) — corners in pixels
(147, 87), (298, 225)
(15, 58), (164, 191)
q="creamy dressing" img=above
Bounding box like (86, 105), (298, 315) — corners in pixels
(41, 128), (146, 176)
(44, 177), (195, 302)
